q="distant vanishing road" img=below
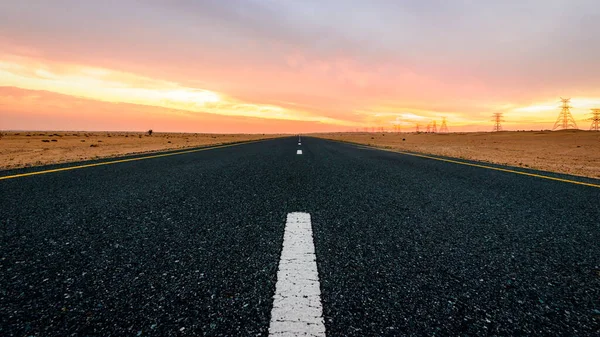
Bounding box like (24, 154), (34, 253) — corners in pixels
(1, 137), (599, 336)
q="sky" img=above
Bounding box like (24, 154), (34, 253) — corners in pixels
(1, 0), (600, 133)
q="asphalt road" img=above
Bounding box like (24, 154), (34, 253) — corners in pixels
(1, 136), (599, 336)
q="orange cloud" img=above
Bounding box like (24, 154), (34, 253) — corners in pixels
(0, 87), (346, 133)
(2, 48), (600, 133)
(0, 54), (358, 128)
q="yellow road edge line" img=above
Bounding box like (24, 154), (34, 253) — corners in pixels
(0, 139), (267, 181)
(347, 142), (600, 189)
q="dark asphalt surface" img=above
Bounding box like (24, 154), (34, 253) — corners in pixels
(1, 137), (599, 336)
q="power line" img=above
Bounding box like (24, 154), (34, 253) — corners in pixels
(553, 98), (578, 130)
(492, 112), (504, 132)
(439, 117), (449, 133)
(590, 109), (600, 131)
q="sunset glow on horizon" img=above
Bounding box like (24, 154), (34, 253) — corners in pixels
(1, 1), (600, 133)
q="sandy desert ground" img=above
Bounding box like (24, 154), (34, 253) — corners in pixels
(0, 131), (281, 170)
(313, 130), (600, 179)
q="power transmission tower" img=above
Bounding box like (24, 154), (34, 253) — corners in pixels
(426, 123), (431, 133)
(553, 98), (578, 130)
(589, 109), (600, 131)
(431, 121), (437, 133)
(439, 117), (449, 133)
(492, 112), (504, 132)
(416, 124), (420, 133)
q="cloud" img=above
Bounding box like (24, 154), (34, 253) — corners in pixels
(0, 56), (363, 125)
(0, 0), (599, 131)
(0, 87), (348, 133)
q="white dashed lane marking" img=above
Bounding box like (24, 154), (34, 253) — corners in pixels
(269, 212), (325, 337)
(297, 150), (303, 155)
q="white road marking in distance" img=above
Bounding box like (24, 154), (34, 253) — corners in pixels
(269, 212), (325, 337)
(297, 150), (303, 155)
(298, 143), (301, 146)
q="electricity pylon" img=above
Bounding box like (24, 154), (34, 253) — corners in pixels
(553, 98), (578, 130)
(416, 124), (420, 133)
(492, 112), (504, 132)
(431, 121), (437, 133)
(590, 109), (600, 131)
(439, 117), (449, 133)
